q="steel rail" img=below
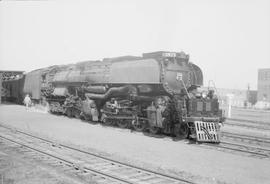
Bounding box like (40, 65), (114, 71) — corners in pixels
(224, 121), (270, 131)
(220, 141), (270, 157)
(227, 118), (270, 126)
(204, 140), (270, 158)
(221, 131), (270, 144)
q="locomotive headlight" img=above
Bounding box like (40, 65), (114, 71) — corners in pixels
(202, 92), (207, 98)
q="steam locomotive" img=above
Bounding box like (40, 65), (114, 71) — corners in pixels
(2, 51), (224, 142)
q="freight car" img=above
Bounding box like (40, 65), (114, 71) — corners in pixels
(2, 65), (67, 104)
(1, 75), (25, 104)
(46, 51), (224, 142)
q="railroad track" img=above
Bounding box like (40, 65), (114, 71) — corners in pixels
(217, 141), (270, 158)
(0, 124), (195, 184)
(227, 118), (270, 126)
(225, 119), (270, 131)
(201, 132), (270, 159)
(221, 131), (270, 147)
(200, 142), (270, 159)
(202, 141), (270, 159)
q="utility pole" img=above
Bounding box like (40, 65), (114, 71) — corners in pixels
(0, 73), (2, 104)
(247, 83), (250, 104)
(226, 94), (234, 118)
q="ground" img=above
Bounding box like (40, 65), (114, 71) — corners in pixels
(0, 104), (270, 184)
(0, 150), (83, 184)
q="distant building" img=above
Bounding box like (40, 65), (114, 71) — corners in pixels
(201, 87), (251, 108)
(247, 90), (257, 105)
(216, 88), (248, 107)
(258, 68), (270, 102)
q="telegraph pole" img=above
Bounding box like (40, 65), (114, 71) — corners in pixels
(0, 73), (2, 104)
(247, 83), (250, 106)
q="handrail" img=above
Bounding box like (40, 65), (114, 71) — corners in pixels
(208, 80), (221, 101)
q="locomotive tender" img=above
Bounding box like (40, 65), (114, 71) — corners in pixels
(2, 51), (224, 142)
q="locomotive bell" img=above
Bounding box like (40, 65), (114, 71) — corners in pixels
(177, 51), (189, 61)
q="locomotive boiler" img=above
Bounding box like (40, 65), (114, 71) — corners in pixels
(47, 51), (224, 142)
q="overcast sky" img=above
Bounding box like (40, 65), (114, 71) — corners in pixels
(0, 0), (269, 90)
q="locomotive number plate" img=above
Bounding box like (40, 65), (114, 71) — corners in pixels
(176, 72), (183, 81)
(162, 52), (176, 57)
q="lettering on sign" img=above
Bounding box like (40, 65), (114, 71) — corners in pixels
(162, 52), (176, 57)
(176, 72), (183, 81)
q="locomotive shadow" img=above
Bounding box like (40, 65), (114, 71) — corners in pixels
(141, 131), (167, 139)
(172, 137), (197, 144)
(141, 131), (194, 143)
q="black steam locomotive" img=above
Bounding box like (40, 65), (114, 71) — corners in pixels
(2, 51), (224, 142)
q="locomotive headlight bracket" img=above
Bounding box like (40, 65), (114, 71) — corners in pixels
(178, 78), (190, 99)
